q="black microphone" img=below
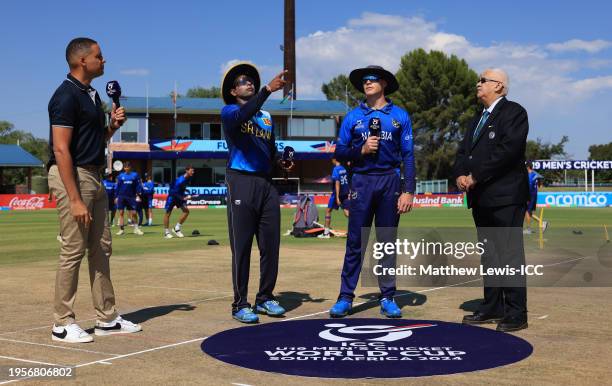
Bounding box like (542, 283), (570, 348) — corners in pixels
(281, 146), (295, 181)
(368, 117), (381, 154)
(106, 80), (122, 108)
(281, 146), (295, 169)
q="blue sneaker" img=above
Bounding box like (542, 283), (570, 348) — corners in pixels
(255, 300), (286, 316)
(380, 298), (402, 318)
(232, 308), (259, 323)
(329, 299), (352, 318)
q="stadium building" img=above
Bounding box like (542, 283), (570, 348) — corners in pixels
(109, 96), (347, 193)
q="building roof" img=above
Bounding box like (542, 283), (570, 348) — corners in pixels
(120, 96), (348, 117)
(0, 144), (44, 167)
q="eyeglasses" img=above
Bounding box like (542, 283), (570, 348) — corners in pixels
(234, 76), (254, 87)
(362, 75), (381, 83)
(478, 77), (503, 85)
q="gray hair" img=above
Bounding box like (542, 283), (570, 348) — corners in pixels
(486, 68), (510, 96)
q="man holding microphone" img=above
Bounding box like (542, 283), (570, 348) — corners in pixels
(47, 37), (141, 343)
(331, 65), (416, 318)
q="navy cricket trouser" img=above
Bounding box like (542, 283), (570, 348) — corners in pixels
(226, 169), (280, 312)
(339, 172), (401, 301)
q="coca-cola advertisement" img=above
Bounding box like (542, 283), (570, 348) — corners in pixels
(0, 194), (57, 210)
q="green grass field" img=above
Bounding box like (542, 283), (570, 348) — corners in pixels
(0, 207), (610, 265)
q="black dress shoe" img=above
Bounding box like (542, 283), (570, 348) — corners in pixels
(462, 312), (503, 325)
(496, 316), (528, 332)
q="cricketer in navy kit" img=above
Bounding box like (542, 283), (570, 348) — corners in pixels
(220, 62), (290, 324)
(115, 161), (143, 236)
(163, 166), (195, 239)
(102, 173), (116, 226)
(331, 65), (416, 319)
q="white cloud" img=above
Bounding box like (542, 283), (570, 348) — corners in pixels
(572, 75), (612, 93)
(547, 39), (612, 53)
(119, 68), (150, 76)
(263, 12), (612, 157)
(286, 12), (612, 115)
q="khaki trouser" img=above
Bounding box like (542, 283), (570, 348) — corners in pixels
(48, 165), (118, 326)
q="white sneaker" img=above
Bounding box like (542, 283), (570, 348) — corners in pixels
(173, 228), (184, 238)
(541, 221), (549, 232)
(134, 227), (144, 236)
(94, 316), (142, 336)
(164, 232), (174, 239)
(116, 229), (125, 236)
(51, 323), (93, 343)
(523, 229), (533, 235)
(318, 233), (331, 239)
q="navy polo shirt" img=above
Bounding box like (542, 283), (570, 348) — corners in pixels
(48, 74), (107, 167)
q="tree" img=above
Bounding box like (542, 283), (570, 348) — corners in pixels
(589, 141), (612, 181)
(525, 136), (569, 184)
(0, 120), (14, 136)
(321, 75), (362, 108)
(525, 136), (568, 161)
(394, 49), (480, 181)
(0, 120), (49, 185)
(186, 86), (221, 98)
(170, 86), (221, 99)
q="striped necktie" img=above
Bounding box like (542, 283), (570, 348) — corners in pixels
(473, 110), (490, 140)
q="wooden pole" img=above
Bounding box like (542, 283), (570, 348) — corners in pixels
(283, 0), (296, 99)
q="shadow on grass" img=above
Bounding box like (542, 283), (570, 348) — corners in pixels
(117, 303), (196, 325)
(275, 291), (327, 313)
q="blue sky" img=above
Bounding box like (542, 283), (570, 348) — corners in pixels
(1, 0), (611, 157)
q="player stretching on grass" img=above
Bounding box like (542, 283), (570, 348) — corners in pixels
(163, 165), (195, 238)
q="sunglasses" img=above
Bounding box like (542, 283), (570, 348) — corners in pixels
(234, 76), (254, 87)
(478, 77), (502, 85)
(362, 75), (381, 83)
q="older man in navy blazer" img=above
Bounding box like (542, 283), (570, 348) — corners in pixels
(453, 68), (530, 332)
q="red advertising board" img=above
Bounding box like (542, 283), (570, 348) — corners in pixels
(0, 194), (57, 210)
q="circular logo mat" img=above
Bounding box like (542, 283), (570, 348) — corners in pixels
(202, 318), (532, 378)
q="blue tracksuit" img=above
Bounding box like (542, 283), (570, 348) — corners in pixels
(103, 179), (116, 210)
(221, 87), (281, 312)
(334, 99), (416, 301)
(527, 171), (538, 213)
(141, 180), (155, 209)
(115, 171), (141, 210)
(221, 88), (276, 174)
(328, 165), (350, 210)
(165, 175), (192, 212)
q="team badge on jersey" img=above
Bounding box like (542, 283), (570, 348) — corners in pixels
(256, 110), (273, 129)
(392, 119), (401, 129)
